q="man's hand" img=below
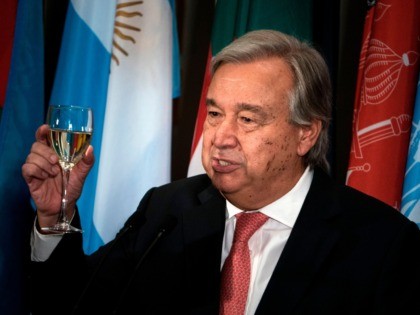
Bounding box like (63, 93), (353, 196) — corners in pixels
(22, 124), (95, 228)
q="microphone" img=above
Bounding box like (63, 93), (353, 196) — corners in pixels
(71, 210), (146, 315)
(112, 215), (178, 315)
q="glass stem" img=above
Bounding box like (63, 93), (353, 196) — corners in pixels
(60, 168), (71, 224)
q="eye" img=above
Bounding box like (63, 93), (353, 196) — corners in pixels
(238, 112), (262, 131)
(208, 111), (220, 118)
(206, 109), (223, 126)
(240, 116), (253, 123)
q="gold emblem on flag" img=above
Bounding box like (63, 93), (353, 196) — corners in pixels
(112, 1), (143, 65)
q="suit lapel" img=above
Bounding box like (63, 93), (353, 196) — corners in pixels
(257, 169), (342, 314)
(182, 184), (226, 313)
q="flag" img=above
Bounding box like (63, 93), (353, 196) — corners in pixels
(50, 0), (180, 253)
(402, 76), (420, 227)
(49, 0), (116, 253)
(0, 0), (17, 111)
(0, 0), (45, 313)
(346, 1), (420, 209)
(92, 0), (179, 250)
(188, 0), (314, 176)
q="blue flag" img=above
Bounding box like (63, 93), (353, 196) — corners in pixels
(0, 0), (44, 313)
(51, 0), (180, 253)
(50, 0), (116, 253)
(402, 75), (420, 228)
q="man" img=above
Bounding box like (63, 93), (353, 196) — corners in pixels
(23, 30), (420, 314)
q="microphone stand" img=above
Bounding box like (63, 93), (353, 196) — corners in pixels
(71, 211), (145, 315)
(112, 215), (177, 315)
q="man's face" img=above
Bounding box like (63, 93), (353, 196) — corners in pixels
(202, 58), (311, 210)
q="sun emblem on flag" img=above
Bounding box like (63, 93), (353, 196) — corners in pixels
(112, 1), (143, 65)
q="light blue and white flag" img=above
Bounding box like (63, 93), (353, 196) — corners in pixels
(51, 0), (180, 253)
(402, 75), (420, 228)
(94, 0), (179, 249)
(50, 0), (116, 253)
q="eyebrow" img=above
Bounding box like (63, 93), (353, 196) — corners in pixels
(206, 98), (265, 113)
(205, 98), (271, 122)
(206, 98), (217, 107)
(236, 102), (265, 114)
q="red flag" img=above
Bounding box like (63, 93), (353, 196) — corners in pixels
(346, 0), (420, 209)
(188, 50), (212, 176)
(0, 0), (17, 108)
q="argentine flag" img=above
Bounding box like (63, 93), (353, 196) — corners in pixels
(51, 0), (180, 253)
(402, 75), (420, 228)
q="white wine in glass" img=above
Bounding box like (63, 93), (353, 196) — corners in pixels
(42, 105), (93, 234)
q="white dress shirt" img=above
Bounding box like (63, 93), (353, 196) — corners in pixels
(221, 166), (313, 315)
(31, 220), (62, 261)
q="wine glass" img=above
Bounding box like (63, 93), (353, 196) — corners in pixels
(41, 104), (93, 234)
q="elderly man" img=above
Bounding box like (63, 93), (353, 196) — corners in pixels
(23, 30), (420, 315)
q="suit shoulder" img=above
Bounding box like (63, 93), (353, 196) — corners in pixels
(156, 174), (212, 193)
(141, 174), (216, 209)
(336, 180), (417, 233)
(312, 168), (417, 230)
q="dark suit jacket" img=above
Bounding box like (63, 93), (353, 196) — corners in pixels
(30, 168), (420, 315)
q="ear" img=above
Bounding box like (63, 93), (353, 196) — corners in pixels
(296, 120), (322, 157)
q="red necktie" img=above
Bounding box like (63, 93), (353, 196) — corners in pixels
(219, 212), (269, 315)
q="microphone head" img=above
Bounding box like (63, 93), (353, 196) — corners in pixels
(159, 215), (178, 234)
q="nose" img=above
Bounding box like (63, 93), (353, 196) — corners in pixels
(213, 118), (238, 149)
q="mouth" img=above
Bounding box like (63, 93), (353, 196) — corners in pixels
(211, 157), (239, 173)
(218, 159), (232, 166)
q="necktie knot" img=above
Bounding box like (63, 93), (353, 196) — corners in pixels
(234, 212), (269, 243)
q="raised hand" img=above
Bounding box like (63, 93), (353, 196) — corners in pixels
(22, 124), (94, 229)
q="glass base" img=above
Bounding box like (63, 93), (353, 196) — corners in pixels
(41, 222), (83, 234)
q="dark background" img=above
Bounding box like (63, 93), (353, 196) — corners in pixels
(43, 0), (368, 185)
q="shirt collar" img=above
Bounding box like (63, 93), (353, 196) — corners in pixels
(225, 166), (314, 228)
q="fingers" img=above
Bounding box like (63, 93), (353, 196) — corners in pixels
(83, 145), (95, 165)
(35, 124), (50, 145)
(75, 145), (95, 176)
(22, 141), (60, 182)
(22, 158), (60, 182)
(22, 162), (57, 184)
